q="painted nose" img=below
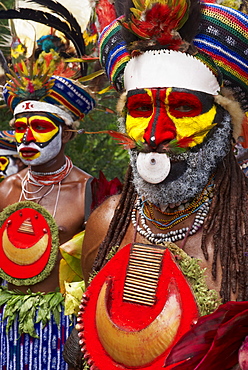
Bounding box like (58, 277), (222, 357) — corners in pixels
(22, 127), (36, 144)
(143, 90), (176, 148)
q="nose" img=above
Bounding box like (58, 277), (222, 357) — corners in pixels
(22, 127), (36, 144)
(143, 90), (176, 148)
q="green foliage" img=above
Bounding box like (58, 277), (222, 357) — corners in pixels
(66, 91), (129, 182)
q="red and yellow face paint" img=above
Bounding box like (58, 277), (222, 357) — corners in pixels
(126, 88), (217, 148)
(14, 114), (62, 163)
(14, 115), (60, 147)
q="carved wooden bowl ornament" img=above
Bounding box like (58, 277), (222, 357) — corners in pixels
(77, 243), (199, 369)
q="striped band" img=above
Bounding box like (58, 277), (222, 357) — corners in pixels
(0, 130), (17, 155)
(99, 16), (130, 92)
(0, 303), (74, 370)
(3, 76), (96, 126)
(194, 3), (248, 111)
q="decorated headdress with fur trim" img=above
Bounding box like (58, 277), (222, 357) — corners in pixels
(0, 0), (96, 129)
(99, 0), (222, 91)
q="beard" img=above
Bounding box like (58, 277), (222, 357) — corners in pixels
(129, 111), (232, 207)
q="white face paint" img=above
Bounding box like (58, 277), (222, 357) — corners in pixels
(17, 126), (63, 166)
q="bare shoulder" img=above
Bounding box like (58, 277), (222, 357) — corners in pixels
(0, 169), (27, 210)
(82, 194), (121, 283)
(66, 165), (92, 183)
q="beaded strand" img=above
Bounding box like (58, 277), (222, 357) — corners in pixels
(132, 197), (211, 244)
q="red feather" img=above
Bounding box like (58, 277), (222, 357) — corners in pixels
(95, 0), (117, 32)
(91, 171), (123, 210)
(164, 301), (248, 370)
(84, 130), (136, 149)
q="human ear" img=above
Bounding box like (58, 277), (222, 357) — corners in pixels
(62, 125), (73, 144)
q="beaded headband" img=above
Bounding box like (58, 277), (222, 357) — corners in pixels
(124, 49), (220, 94)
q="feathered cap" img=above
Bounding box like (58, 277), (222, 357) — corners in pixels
(0, 0), (96, 128)
(99, 0), (247, 111)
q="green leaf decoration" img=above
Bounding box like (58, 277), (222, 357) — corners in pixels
(0, 287), (67, 338)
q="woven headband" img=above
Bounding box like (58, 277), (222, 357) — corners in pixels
(99, 3), (247, 105)
(3, 75), (96, 126)
(0, 130), (17, 155)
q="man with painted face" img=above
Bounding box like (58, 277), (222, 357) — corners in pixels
(0, 64), (95, 368)
(64, 1), (248, 369)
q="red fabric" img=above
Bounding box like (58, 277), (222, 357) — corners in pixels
(240, 116), (248, 148)
(81, 244), (199, 369)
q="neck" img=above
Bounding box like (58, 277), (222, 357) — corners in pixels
(30, 152), (66, 174)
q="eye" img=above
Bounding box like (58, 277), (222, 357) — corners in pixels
(168, 92), (203, 118)
(31, 119), (55, 132)
(14, 122), (27, 132)
(175, 105), (195, 113)
(135, 105), (153, 112)
(34, 124), (46, 131)
(127, 93), (153, 118)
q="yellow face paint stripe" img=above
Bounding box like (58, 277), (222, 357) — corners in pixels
(126, 89), (154, 143)
(169, 105), (217, 147)
(15, 116), (59, 144)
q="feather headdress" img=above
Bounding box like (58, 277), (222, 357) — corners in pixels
(117, 0), (201, 52)
(0, 0), (96, 126)
(0, 0), (94, 76)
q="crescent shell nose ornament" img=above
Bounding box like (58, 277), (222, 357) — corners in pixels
(137, 152), (171, 184)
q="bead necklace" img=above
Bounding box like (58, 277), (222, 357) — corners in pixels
(142, 180), (214, 230)
(29, 156), (73, 185)
(19, 156), (73, 218)
(131, 196), (212, 245)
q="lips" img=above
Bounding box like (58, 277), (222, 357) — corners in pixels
(19, 147), (39, 159)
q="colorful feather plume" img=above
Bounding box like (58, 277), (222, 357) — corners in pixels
(120, 0), (190, 50)
(0, 0), (92, 76)
(5, 51), (60, 100)
(95, 0), (117, 32)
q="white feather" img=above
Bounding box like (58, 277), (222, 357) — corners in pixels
(12, 0), (93, 57)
